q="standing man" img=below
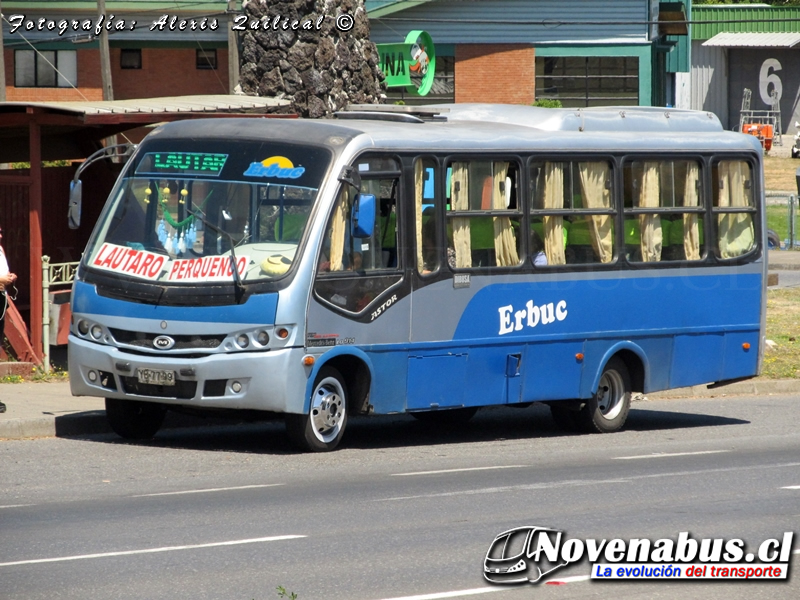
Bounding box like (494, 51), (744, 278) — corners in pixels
(0, 226), (17, 413)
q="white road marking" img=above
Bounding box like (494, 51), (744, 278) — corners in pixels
(377, 462), (800, 502)
(614, 450), (727, 460)
(378, 479), (630, 501)
(782, 486), (800, 490)
(0, 535), (305, 567)
(132, 483), (283, 497)
(373, 587), (503, 600)
(0, 504), (35, 509)
(546, 574), (591, 585)
(392, 466), (528, 477)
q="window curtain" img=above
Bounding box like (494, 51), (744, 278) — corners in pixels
(492, 162), (519, 266)
(639, 162), (662, 262)
(329, 186), (349, 271)
(414, 161), (425, 271)
(717, 161), (754, 258)
(578, 162), (613, 263)
(543, 162), (566, 265)
(683, 163), (701, 261)
(451, 162), (472, 268)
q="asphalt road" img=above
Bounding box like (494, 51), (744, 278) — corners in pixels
(1, 395), (798, 600)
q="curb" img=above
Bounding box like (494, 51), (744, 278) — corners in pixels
(1, 379), (798, 441)
(769, 262), (800, 271)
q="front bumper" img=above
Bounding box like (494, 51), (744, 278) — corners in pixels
(68, 335), (310, 413)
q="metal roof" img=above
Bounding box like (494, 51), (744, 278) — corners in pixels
(702, 32), (800, 48)
(692, 6), (800, 41)
(0, 95), (289, 117)
(0, 94), (292, 162)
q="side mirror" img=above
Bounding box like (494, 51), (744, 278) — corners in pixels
(68, 180), (82, 229)
(351, 193), (376, 238)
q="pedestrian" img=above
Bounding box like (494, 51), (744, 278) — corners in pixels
(0, 226), (18, 413)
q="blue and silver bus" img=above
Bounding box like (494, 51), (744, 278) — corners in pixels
(68, 104), (766, 451)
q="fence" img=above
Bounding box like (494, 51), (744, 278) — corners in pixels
(42, 257), (79, 373)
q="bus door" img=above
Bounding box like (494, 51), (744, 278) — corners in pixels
(309, 156), (410, 405)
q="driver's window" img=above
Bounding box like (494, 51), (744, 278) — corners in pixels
(318, 159), (401, 274)
(314, 155), (403, 315)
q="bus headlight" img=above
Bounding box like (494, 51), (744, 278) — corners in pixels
(77, 320), (90, 336)
(90, 325), (103, 340)
(256, 330), (270, 346)
(235, 334), (250, 348)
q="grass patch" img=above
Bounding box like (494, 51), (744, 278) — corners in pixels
(764, 287), (800, 378)
(764, 154), (799, 192)
(0, 365), (69, 384)
(766, 204), (796, 244)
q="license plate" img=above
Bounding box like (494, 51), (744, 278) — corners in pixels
(137, 368), (176, 386)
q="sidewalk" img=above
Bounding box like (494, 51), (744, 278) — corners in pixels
(768, 247), (800, 270)
(0, 249), (797, 441)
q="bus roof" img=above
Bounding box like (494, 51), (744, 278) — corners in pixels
(148, 104), (761, 155)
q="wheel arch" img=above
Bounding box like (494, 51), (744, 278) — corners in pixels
(583, 343), (646, 398)
(306, 347), (374, 415)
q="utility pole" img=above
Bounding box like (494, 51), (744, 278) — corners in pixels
(227, 0), (239, 93)
(97, 0), (113, 100)
(0, 1), (7, 101)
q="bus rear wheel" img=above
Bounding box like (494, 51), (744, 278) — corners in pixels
(286, 366), (348, 452)
(574, 357), (631, 433)
(105, 398), (166, 439)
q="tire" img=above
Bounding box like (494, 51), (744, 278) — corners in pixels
(767, 229), (781, 250)
(573, 357), (631, 433)
(105, 398), (166, 440)
(286, 366), (348, 452)
(410, 407), (478, 425)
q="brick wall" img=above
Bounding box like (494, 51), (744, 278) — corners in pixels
(111, 47), (230, 99)
(4, 46), (230, 102)
(455, 44), (536, 105)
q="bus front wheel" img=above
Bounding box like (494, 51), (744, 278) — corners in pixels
(574, 357), (631, 433)
(105, 398), (166, 439)
(286, 366), (348, 452)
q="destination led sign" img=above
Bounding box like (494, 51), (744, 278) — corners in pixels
(136, 152), (228, 177)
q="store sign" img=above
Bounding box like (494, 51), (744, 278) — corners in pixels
(376, 30), (435, 96)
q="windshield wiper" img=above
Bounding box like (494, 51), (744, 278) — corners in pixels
(187, 208), (246, 303)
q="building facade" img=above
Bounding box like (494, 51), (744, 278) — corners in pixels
(687, 4), (800, 135)
(366, 0), (690, 108)
(1, 1), (234, 103)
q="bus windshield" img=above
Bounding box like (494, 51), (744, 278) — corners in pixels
(84, 140), (331, 284)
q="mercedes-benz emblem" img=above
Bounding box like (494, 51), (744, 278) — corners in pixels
(153, 335), (175, 350)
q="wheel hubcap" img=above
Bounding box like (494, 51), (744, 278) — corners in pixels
(310, 377), (345, 443)
(596, 369), (625, 420)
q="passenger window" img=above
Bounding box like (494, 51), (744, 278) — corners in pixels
(623, 160), (705, 262)
(445, 160), (522, 269)
(712, 160), (756, 259)
(530, 160), (615, 266)
(415, 158), (446, 275)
